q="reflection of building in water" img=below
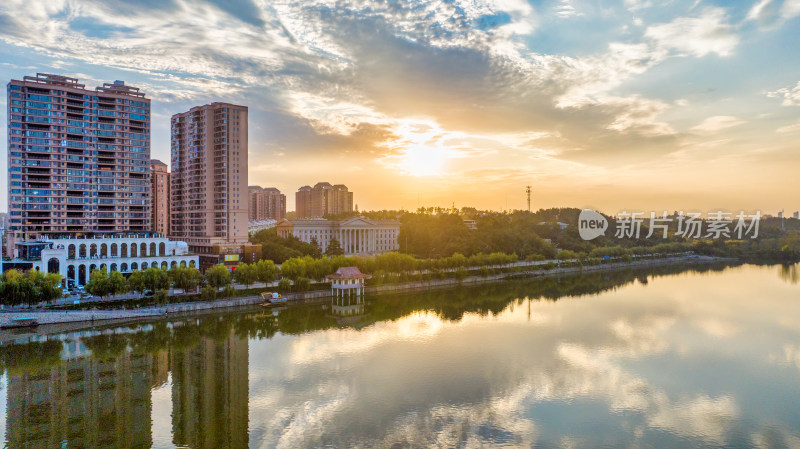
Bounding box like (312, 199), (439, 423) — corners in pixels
(170, 328), (249, 449)
(330, 295), (365, 317)
(5, 350), (164, 448)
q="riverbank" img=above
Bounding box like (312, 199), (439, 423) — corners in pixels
(0, 254), (729, 336)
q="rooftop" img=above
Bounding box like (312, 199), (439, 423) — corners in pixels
(326, 267), (372, 280)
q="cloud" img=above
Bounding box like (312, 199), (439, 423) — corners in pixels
(645, 8), (739, 57)
(782, 0), (800, 19)
(554, 0), (581, 18)
(777, 122), (800, 133)
(767, 81), (800, 106)
(691, 115), (746, 134)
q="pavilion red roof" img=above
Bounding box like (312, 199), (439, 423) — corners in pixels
(325, 266), (372, 280)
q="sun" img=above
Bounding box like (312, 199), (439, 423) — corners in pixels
(401, 144), (447, 177)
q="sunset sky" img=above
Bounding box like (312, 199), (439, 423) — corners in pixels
(1, 0), (798, 214)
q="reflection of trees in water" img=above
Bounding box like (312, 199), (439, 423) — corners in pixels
(0, 261), (762, 448)
(0, 262), (741, 375)
(778, 264), (799, 284)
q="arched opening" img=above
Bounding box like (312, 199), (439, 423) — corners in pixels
(89, 264), (97, 273)
(99, 264), (108, 272)
(67, 265), (75, 286)
(79, 244), (87, 258)
(131, 262), (139, 271)
(180, 260), (187, 268)
(170, 261), (177, 269)
(121, 263), (128, 272)
(47, 258), (60, 274)
(161, 261), (168, 270)
(159, 242), (166, 256)
(90, 244), (97, 257)
(78, 265), (87, 285)
(121, 243), (128, 258)
(150, 243), (157, 257)
(140, 242), (147, 256)
(130, 244), (138, 257)
(110, 263), (118, 272)
(111, 243), (118, 257)
(189, 260), (196, 268)
(68, 244), (76, 259)
(141, 262), (148, 270)
(100, 243), (108, 258)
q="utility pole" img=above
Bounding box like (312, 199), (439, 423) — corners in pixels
(526, 186), (532, 213)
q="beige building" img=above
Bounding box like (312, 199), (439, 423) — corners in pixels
(151, 159), (170, 235)
(170, 103), (250, 267)
(7, 73), (151, 239)
(276, 217), (400, 255)
(249, 186), (286, 221)
(295, 182), (353, 218)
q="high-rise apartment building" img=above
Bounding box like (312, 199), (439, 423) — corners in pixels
(295, 182), (353, 218)
(7, 73), (151, 239)
(151, 159), (170, 235)
(248, 186), (286, 221)
(170, 103), (250, 266)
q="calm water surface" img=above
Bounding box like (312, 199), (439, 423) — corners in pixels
(1, 263), (799, 448)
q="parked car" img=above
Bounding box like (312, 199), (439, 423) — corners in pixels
(143, 290), (155, 297)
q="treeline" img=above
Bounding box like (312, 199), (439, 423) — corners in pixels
(83, 260), (281, 303)
(278, 251), (518, 283)
(0, 269), (63, 306)
(249, 228), (320, 263)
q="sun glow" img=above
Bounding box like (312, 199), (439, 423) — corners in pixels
(402, 144), (447, 177)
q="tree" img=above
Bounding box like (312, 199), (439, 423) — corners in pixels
(169, 266), (202, 294)
(325, 237), (344, 256)
(293, 277), (311, 292)
(254, 260), (280, 284)
(127, 270), (147, 295)
(557, 250), (580, 261)
(85, 269), (112, 299)
(205, 264), (231, 290)
(232, 263), (257, 289)
(107, 271), (128, 297)
(280, 257), (306, 281)
(0, 269), (63, 306)
(143, 267), (170, 292)
(0, 269), (33, 306)
(38, 272), (63, 303)
(309, 237), (322, 258)
(277, 278), (291, 291)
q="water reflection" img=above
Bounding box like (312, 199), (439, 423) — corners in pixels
(779, 263), (799, 284)
(1, 262), (799, 448)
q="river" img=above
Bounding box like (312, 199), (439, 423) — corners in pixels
(1, 262), (799, 448)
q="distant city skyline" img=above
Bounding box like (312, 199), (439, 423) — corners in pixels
(1, 0), (799, 214)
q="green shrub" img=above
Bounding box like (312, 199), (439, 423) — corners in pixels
(200, 286), (216, 301)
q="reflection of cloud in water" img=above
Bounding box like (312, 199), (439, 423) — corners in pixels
(542, 343), (740, 445)
(245, 265), (800, 447)
(781, 345), (800, 372)
(289, 311), (447, 365)
(694, 317), (740, 338)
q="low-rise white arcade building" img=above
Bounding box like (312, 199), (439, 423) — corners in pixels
(4, 233), (198, 287)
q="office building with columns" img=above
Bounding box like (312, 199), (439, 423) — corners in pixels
(151, 159), (170, 235)
(170, 102), (254, 268)
(276, 217), (400, 256)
